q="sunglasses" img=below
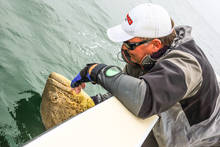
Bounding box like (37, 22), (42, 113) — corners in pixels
(123, 39), (151, 50)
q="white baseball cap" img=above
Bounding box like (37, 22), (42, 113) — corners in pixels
(107, 3), (174, 42)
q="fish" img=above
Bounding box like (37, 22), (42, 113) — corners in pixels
(40, 72), (95, 129)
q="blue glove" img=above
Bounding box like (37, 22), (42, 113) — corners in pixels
(71, 63), (107, 88)
(71, 64), (94, 88)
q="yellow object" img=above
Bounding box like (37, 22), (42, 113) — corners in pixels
(40, 72), (95, 129)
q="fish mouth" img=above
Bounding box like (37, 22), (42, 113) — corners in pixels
(47, 72), (73, 93)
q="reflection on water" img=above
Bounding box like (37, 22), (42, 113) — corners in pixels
(9, 91), (45, 146)
(0, 129), (10, 147)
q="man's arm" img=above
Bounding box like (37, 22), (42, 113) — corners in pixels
(71, 50), (202, 118)
(94, 51), (202, 118)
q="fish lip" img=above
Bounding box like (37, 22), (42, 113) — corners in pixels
(49, 72), (71, 87)
(48, 72), (72, 93)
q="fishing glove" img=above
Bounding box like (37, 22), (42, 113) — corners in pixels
(71, 63), (107, 88)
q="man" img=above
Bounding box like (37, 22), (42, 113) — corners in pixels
(71, 3), (220, 147)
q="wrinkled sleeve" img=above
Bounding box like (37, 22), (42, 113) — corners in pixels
(138, 60), (187, 117)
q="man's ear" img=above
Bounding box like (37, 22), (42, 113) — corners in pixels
(151, 39), (163, 52)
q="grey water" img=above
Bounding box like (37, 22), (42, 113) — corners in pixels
(0, 0), (220, 146)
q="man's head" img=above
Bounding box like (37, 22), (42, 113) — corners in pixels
(107, 3), (176, 65)
(121, 37), (163, 65)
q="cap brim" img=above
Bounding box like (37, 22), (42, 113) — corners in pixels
(107, 24), (134, 42)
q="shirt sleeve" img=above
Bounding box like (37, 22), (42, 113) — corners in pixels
(138, 50), (202, 118)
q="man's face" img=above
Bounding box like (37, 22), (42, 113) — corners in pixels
(121, 37), (161, 65)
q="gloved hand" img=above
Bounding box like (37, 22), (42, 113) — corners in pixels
(71, 63), (107, 94)
(71, 63), (97, 88)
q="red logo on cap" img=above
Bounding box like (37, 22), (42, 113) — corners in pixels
(126, 14), (133, 25)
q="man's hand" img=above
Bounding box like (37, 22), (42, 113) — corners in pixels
(71, 64), (97, 93)
(71, 63), (107, 93)
(71, 83), (86, 94)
